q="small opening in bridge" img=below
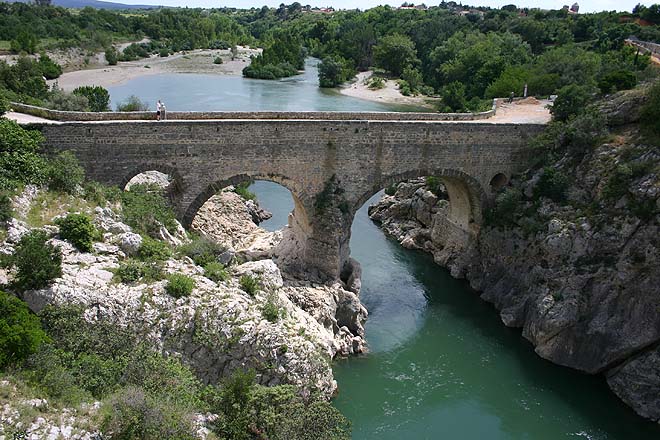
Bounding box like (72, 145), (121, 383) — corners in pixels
(489, 173), (508, 192)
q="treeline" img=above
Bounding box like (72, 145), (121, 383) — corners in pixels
(1, 2), (660, 110)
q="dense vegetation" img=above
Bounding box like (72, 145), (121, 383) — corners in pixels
(1, 2), (659, 110)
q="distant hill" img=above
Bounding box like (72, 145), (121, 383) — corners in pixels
(4, 0), (159, 9)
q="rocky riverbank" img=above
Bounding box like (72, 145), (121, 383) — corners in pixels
(367, 87), (660, 422)
(0, 183), (366, 438)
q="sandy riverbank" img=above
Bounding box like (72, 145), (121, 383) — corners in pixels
(51, 46), (261, 91)
(339, 71), (437, 109)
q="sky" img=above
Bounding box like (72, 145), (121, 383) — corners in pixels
(117, 0), (657, 13)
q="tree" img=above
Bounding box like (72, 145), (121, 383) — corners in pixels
(37, 54), (62, 80)
(10, 31), (38, 54)
(105, 47), (118, 66)
(640, 81), (660, 141)
(439, 81), (467, 112)
(373, 34), (419, 77)
(0, 291), (48, 369)
(73, 85), (110, 112)
(3, 230), (63, 291)
(550, 84), (593, 122)
(318, 57), (352, 88)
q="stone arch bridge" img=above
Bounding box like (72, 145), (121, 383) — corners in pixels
(34, 115), (545, 282)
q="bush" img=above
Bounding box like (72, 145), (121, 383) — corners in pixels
(598, 70), (637, 94)
(114, 259), (163, 284)
(4, 230), (62, 291)
(563, 109), (607, 157)
(178, 235), (226, 266)
(550, 84), (593, 122)
(56, 213), (96, 252)
(159, 49), (170, 58)
(204, 261), (229, 283)
(243, 61), (298, 80)
(534, 167), (569, 202)
(425, 176), (444, 196)
(105, 47), (118, 65)
(0, 291), (48, 369)
(640, 81), (660, 141)
(48, 151), (85, 194)
(0, 119), (49, 190)
(72, 85), (110, 112)
(384, 183), (397, 196)
(485, 187), (522, 227)
(137, 236), (171, 262)
(367, 76), (385, 90)
(213, 56), (223, 64)
(262, 294), (280, 323)
(165, 274), (195, 298)
(0, 194), (13, 223)
(101, 386), (197, 440)
(0, 90), (9, 117)
(83, 181), (122, 206)
(439, 81), (467, 112)
(120, 184), (177, 237)
(116, 95), (149, 112)
(46, 87), (89, 111)
(37, 54), (62, 80)
(318, 56), (353, 88)
(233, 182), (256, 201)
(239, 274), (260, 296)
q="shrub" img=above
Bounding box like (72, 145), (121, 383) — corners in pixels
(114, 259), (164, 284)
(178, 235), (226, 267)
(204, 261), (229, 283)
(598, 70), (637, 94)
(262, 294), (280, 323)
(384, 183), (397, 196)
(101, 386), (197, 440)
(0, 120), (49, 190)
(318, 56), (353, 88)
(367, 76), (385, 90)
(425, 176), (444, 196)
(46, 87), (89, 111)
(137, 236), (171, 262)
(56, 213), (96, 252)
(48, 151), (85, 193)
(0, 194), (13, 223)
(563, 109), (607, 158)
(165, 274), (195, 298)
(213, 56), (223, 64)
(37, 54), (62, 80)
(83, 181), (122, 206)
(233, 182), (256, 201)
(116, 95), (149, 112)
(114, 259), (144, 283)
(534, 167), (569, 202)
(485, 187), (521, 227)
(105, 46), (118, 65)
(120, 184), (177, 237)
(0, 291), (48, 369)
(602, 164), (633, 201)
(640, 81), (660, 141)
(4, 230), (62, 291)
(550, 84), (593, 122)
(159, 49), (170, 57)
(239, 274), (260, 296)
(439, 81), (467, 112)
(0, 90), (9, 117)
(72, 85), (110, 112)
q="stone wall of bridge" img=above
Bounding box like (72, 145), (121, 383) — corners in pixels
(36, 118), (544, 282)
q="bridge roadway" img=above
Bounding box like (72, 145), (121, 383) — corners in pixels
(11, 104), (548, 283)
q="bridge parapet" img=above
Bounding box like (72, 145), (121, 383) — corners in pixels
(10, 101), (497, 122)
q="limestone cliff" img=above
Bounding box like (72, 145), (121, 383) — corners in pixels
(368, 88), (660, 422)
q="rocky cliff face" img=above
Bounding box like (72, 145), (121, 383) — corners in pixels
(368, 88), (660, 422)
(2, 187), (367, 399)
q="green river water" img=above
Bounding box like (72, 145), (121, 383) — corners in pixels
(108, 64), (660, 439)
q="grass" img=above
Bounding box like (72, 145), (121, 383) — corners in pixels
(25, 192), (96, 228)
(0, 40), (11, 51)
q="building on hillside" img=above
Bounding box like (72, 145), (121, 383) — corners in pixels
(562, 3), (579, 14)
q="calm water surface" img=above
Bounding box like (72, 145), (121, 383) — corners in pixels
(107, 58), (424, 112)
(249, 181), (660, 440)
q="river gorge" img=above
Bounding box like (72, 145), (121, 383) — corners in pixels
(101, 62), (660, 438)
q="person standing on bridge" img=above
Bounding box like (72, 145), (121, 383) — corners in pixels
(156, 100), (163, 121)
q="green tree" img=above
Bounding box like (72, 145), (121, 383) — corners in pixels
(10, 31), (38, 54)
(0, 119), (49, 190)
(73, 85), (111, 112)
(439, 81), (467, 112)
(37, 53), (62, 80)
(318, 56), (353, 88)
(56, 213), (97, 252)
(4, 230), (63, 291)
(48, 151), (85, 193)
(640, 81), (660, 141)
(0, 291), (48, 369)
(105, 47), (118, 65)
(373, 33), (419, 77)
(550, 84), (593, 122)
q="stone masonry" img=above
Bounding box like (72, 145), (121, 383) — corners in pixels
(34, 118), (544, 282)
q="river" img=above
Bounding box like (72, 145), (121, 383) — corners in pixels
(109, 68), (660, 439)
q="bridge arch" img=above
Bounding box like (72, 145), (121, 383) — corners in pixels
(181, 173), (310, 230)
(120, 163), (184, 191)
(353, 168), (487, 233)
